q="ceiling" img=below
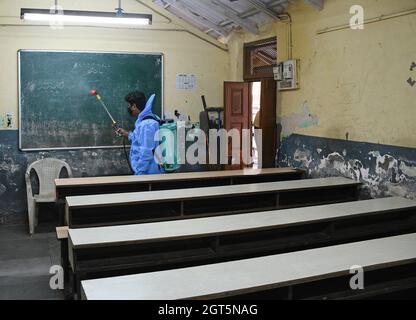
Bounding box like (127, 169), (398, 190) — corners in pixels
(152, 0), (324, 40)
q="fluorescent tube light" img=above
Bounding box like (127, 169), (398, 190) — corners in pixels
(21, 9), (152, 26)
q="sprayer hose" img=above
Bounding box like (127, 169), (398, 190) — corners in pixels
(123, 137), (134, 174)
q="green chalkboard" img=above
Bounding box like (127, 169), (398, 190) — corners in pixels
(18, 50), (163, 150)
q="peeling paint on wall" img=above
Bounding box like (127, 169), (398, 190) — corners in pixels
(5, 113), (13, 129)
(293, 149), (313, 168)
(0, 183), (6, 197)
(0, 130), (131, 225)
(0, 113), (14, 129)
(400, 162), (416, 178)
(279, 101), (319, 137)
(278, 134), (416, 200)
(164, 109), (190, 122)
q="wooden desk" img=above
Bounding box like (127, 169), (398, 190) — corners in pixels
(81, 233), (416, 300)
(69, 197), (416, 248)
(56, 168), (304, 201)
(65, 177), (361, 228)
(68, 197), (416, 298)
(56, 168), (304, 225)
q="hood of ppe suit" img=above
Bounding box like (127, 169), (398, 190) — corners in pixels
(137, 94), (159, 123)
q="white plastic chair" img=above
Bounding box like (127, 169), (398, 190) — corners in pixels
(25, 158), (73, 235)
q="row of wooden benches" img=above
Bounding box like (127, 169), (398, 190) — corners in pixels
(81, 233), (416, 300)
(63, 178), (360, 228)
(56, 168), (357, 297)
(54, 168), (416, 300)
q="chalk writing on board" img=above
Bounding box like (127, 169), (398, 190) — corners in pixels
(19, 50), (163, 150)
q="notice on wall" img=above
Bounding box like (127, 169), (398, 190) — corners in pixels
(176, 74), (197, 90)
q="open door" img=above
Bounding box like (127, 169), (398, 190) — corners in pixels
(224, 82), (251, 170)
(259, 79), (277, 168)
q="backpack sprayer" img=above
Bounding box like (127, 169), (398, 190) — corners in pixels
(90, 89), (133, 173)
(90, 89), (181, 174)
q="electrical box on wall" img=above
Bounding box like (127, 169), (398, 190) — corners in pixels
(274, 59), (299, 91)
(273, 64), (283, 81)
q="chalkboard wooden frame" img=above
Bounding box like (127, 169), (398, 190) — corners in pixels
(18, 49), (164, 151)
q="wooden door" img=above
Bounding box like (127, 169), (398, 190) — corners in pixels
(259, 79), (277, 168)
(224, 82), (251, 170)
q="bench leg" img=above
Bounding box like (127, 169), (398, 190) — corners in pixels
(64, 270), (74, 300)
(288, 286), (294, 300)
(58, 202), (65, 226)
(73, 272), (86, 300)
(57, 236), (74, 300)
(65, 269), (76, 300)
(60, 238), (69, 283)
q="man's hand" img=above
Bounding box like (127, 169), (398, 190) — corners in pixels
(114, 126), (129, 138)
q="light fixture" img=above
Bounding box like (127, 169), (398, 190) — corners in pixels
(21, 0), (152, 26)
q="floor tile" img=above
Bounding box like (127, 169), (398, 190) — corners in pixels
(0, 276), (64, 300)
(0, 238), (50, 261)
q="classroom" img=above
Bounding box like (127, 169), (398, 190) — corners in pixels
(0, 0), (415, 302)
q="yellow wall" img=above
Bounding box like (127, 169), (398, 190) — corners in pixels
(0, 0), (229, 129)
(2, 0), (415, 149)
(228, 0), (416, 148)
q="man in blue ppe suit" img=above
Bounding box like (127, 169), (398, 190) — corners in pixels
(116, 91), (164, 175)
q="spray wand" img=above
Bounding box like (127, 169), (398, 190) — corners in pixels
(90, 89), (121, 133)
(90, 89), (134, 173)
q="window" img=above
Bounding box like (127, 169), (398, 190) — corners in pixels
(243, 37), (277, 81)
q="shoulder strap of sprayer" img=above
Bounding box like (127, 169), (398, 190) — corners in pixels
(142, 115), (164, 169)
(142, 115), (165, 125)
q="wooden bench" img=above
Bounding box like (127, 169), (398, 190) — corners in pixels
(55, 168), (304, 224)
(65, 177), (361, 228)
(68, 197), (416, 298)
(81, 233), (416, 300)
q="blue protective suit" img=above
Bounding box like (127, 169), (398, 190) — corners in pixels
(128, 94), (164, 175)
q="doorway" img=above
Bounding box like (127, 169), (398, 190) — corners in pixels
(224, 79), (277, 170)
(249, 80), (277, 169)
(251, 82), (261, 169)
